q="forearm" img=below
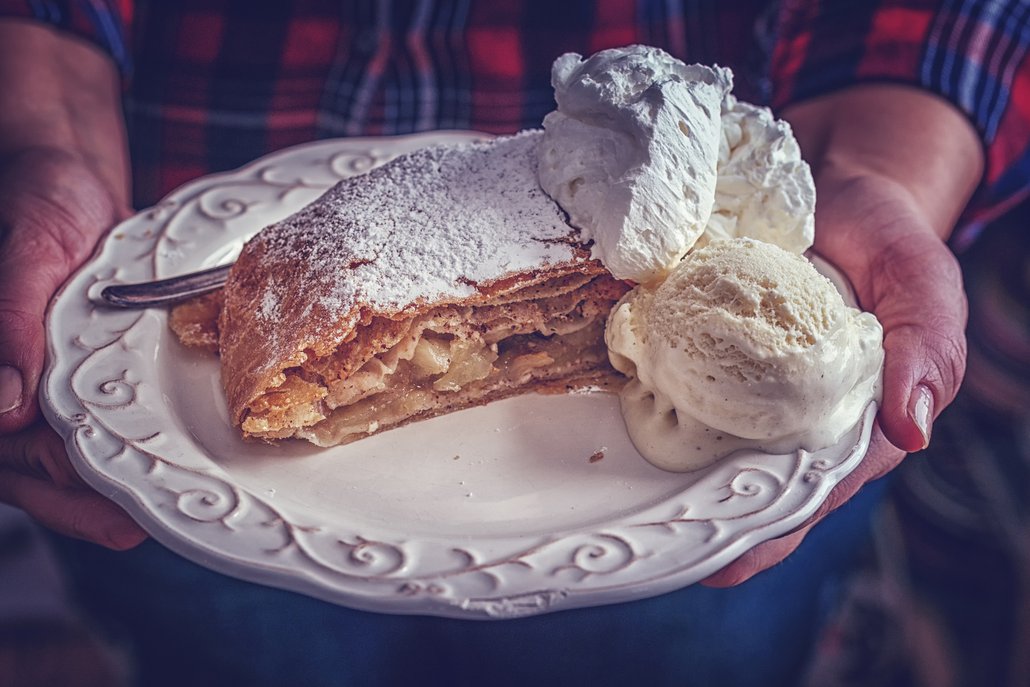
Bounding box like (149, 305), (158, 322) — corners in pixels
(0, 19), (130, 209)
(783, 84), (983, 241)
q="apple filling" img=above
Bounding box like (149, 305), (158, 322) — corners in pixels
(239, 274), (626, 445)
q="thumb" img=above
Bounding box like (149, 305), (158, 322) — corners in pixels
(0, 150), (123, 432)
(0, 234), (78, 430)
(869, 235), (967, 452)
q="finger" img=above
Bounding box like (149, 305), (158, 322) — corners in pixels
(0, 422), (88, 488)
(0, 419), (147, 549)
(797, 427), (906, 529)
(782, 429), (903, 544)
(700, 523), (813, 587)
(879, 325), (964, 452)
(0, 470), (147, 550)
(700, 428), (904, 587)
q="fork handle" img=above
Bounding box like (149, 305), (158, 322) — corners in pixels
(99, 264), (231, 308)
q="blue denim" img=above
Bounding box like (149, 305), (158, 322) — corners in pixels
(52, 478), (886, 687)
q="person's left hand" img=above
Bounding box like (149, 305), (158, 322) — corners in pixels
(700, 85), (978, 587)
(702, 171), (965, 586)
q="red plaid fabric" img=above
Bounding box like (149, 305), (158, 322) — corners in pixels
(771, 0), (1030, 231)
(2, 0), (1028, 234)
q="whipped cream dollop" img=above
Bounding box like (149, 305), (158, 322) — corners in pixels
(536, 46), (875, 473)
(537, 45), (815, 282)
(699, 96), (815, 253)
(537, 45), (731, 285)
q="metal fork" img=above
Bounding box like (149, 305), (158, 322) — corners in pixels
(99, 264), (231, 308)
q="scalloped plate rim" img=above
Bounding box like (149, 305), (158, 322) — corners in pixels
(40, 131), (874, 619)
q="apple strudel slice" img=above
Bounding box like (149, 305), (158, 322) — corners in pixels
(174, 131), (628, 445)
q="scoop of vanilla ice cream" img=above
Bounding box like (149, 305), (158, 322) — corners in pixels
(606, 238), (883, 470)
(537, 45), (731, 284)
(700, 97), (815, 253)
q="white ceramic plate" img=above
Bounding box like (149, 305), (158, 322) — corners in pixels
(42, 132), (875, 619)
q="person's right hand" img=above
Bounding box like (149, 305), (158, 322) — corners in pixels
(0, 147), (148, 550)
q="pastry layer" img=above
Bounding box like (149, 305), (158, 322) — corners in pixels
(172, 273), (627, 444)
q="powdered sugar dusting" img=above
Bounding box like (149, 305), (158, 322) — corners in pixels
(259, 290), (279, 321)
(253, 131), (583, 325)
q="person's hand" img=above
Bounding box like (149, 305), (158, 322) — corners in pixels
(702, 85), (982, 586)
(0, 21), (147, 549)
(0, 147), (147, 549)
(702, 172), (965, 585)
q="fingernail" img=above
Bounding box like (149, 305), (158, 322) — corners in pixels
(908, 384), (934, 450)
(0, 365), (23, 414)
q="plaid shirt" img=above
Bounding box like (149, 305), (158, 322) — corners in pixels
(2, 0), (1029, 237)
